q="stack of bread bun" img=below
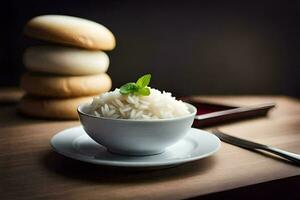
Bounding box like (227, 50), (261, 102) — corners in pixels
(19, 15), (115, 119)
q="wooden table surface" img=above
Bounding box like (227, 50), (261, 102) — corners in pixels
(1, 90), (300, 199)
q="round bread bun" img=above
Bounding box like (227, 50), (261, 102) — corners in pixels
(21, 73), (112, 98)
(23, 46), (109, 75)
(19, 95), (94, 119)
(24, 15), (116, 50)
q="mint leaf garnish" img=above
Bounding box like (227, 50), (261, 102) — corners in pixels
(139, 87), (150, 96)
(119, 82), (139, 95)
(136, 74), (151, 88)
(119, 74), (152, 96)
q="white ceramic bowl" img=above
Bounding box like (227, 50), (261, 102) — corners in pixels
(77, 103), (197, 156)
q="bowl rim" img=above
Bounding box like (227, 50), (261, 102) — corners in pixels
(77, 102), (197, 122)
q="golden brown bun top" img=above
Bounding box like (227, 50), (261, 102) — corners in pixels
(24, 15), (116, 50)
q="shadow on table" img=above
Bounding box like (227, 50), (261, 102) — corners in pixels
(42, 150), (216, 184)
(189, 175), (300, 200)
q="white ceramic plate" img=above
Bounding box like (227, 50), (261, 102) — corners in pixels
(50, 126), (221, 168)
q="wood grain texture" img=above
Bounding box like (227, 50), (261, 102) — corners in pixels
(0, 90), (299, 200)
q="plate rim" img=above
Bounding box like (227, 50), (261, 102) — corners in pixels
(50, 126), (221, 167)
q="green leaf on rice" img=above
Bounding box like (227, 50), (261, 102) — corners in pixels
(136, 74), (151, 88)
(119, 82), (139, 95)
(119, 74), (152, 96)
(139, 87), (150, 96)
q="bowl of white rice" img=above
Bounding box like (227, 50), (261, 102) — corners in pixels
(77, 74), (197, 156)
(77, 75), (197, 156)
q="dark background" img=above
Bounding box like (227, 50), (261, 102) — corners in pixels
(2, 0), (300, 97)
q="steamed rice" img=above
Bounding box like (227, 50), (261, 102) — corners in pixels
(89, 88), (190, 119)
